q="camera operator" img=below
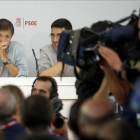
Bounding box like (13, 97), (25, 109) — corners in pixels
(76, 21), (113, 101)
(97, 17), (140, 137)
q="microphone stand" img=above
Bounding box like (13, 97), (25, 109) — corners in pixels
(32, 49), (39, 77)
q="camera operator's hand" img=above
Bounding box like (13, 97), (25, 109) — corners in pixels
(99, 58), (130, 106)
(99, 46), (123, 71)
(93, 75), (109, 101)
(50, 117), (68, 138)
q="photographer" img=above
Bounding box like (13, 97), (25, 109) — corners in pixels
(76, 21), (112, 100)
(31, 76), (68, 138)
(98, 20), (140, 138)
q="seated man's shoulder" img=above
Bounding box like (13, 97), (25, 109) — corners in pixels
(10, 41), (25, 51)
(10, 41), (23, 47)
(41, 44), (54, 52)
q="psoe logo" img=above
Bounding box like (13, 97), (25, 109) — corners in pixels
(14, 17), (37, 29)
(25, 21), (37, 26)
(14, 18), (21, 27)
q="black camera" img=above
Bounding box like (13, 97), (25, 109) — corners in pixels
(53, 113), (65, 129)
(51, 98), (66, 129)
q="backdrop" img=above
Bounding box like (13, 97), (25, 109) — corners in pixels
(0, 1), (139, 76)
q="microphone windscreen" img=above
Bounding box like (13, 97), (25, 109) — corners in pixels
(51, 98), (63, 113)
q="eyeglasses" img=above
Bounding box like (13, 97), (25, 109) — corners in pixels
(49, 33), (61, 39)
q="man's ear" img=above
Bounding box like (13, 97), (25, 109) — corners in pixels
(50, 113), (56, 124)
(68, 120), (72, 130)
(78, 122), (84, 135)
(20, 118), (25, 126)
(14, 105), (18, 115)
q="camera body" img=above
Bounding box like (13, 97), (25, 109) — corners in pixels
(53, 113), (65, 129)
(57, 11), (139, 74)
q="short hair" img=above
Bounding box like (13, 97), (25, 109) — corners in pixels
(32, 76), (58, 99)
(21, 95), (51, 132)
(69, 100), (84, 136)
(101, 120), (137, 140)
(78, 98), (115, 129)
(91, 20), (112, 32)
(2, 85), (25, 121)
(51, 18), (72, 30)
(0, 89), (16, 120)
(0, 19), (14, 36)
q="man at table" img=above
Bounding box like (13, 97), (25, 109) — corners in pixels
(38, 18), (75, 77)
(0, 18), (29, 77)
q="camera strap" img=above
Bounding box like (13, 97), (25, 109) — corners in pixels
(74, 65), (82, 80)
(61, 62), (65, 78)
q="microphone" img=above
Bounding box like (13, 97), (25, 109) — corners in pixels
(51, 98), (63, 113)
(32, 49), (39, 77)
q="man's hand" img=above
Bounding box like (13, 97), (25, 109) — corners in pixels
(0, 42), (8, 62)
(99, 46), (122, 71)
(98, 46), (130, 106)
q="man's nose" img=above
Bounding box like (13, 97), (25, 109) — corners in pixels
(53, 36), (59, 42)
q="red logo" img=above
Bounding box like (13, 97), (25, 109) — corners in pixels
(14, 18), (37, 29)
(14, 18), (21, 27)
(25, 21), (37, 26)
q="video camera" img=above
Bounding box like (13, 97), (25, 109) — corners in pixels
(57, 10), (139, 79)
(51, 98), (67, 129)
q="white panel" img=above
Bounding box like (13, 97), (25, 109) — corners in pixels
(58, 86), (77, 99)
(19, 86), (32, 98)
(61, 100), (76, 140)
(0, 77), (76, 86)
(61, 100), (76, 118)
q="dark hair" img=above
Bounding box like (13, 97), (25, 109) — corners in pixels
(0, 19), (14, 36)
(102, 120), (137, 140)
(51, 18), (72, 30)
(69, 100), (84, 136)
(91, 20), (112, 32)
(21, 95), (51, 132)
(32, 76), (58, 99)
